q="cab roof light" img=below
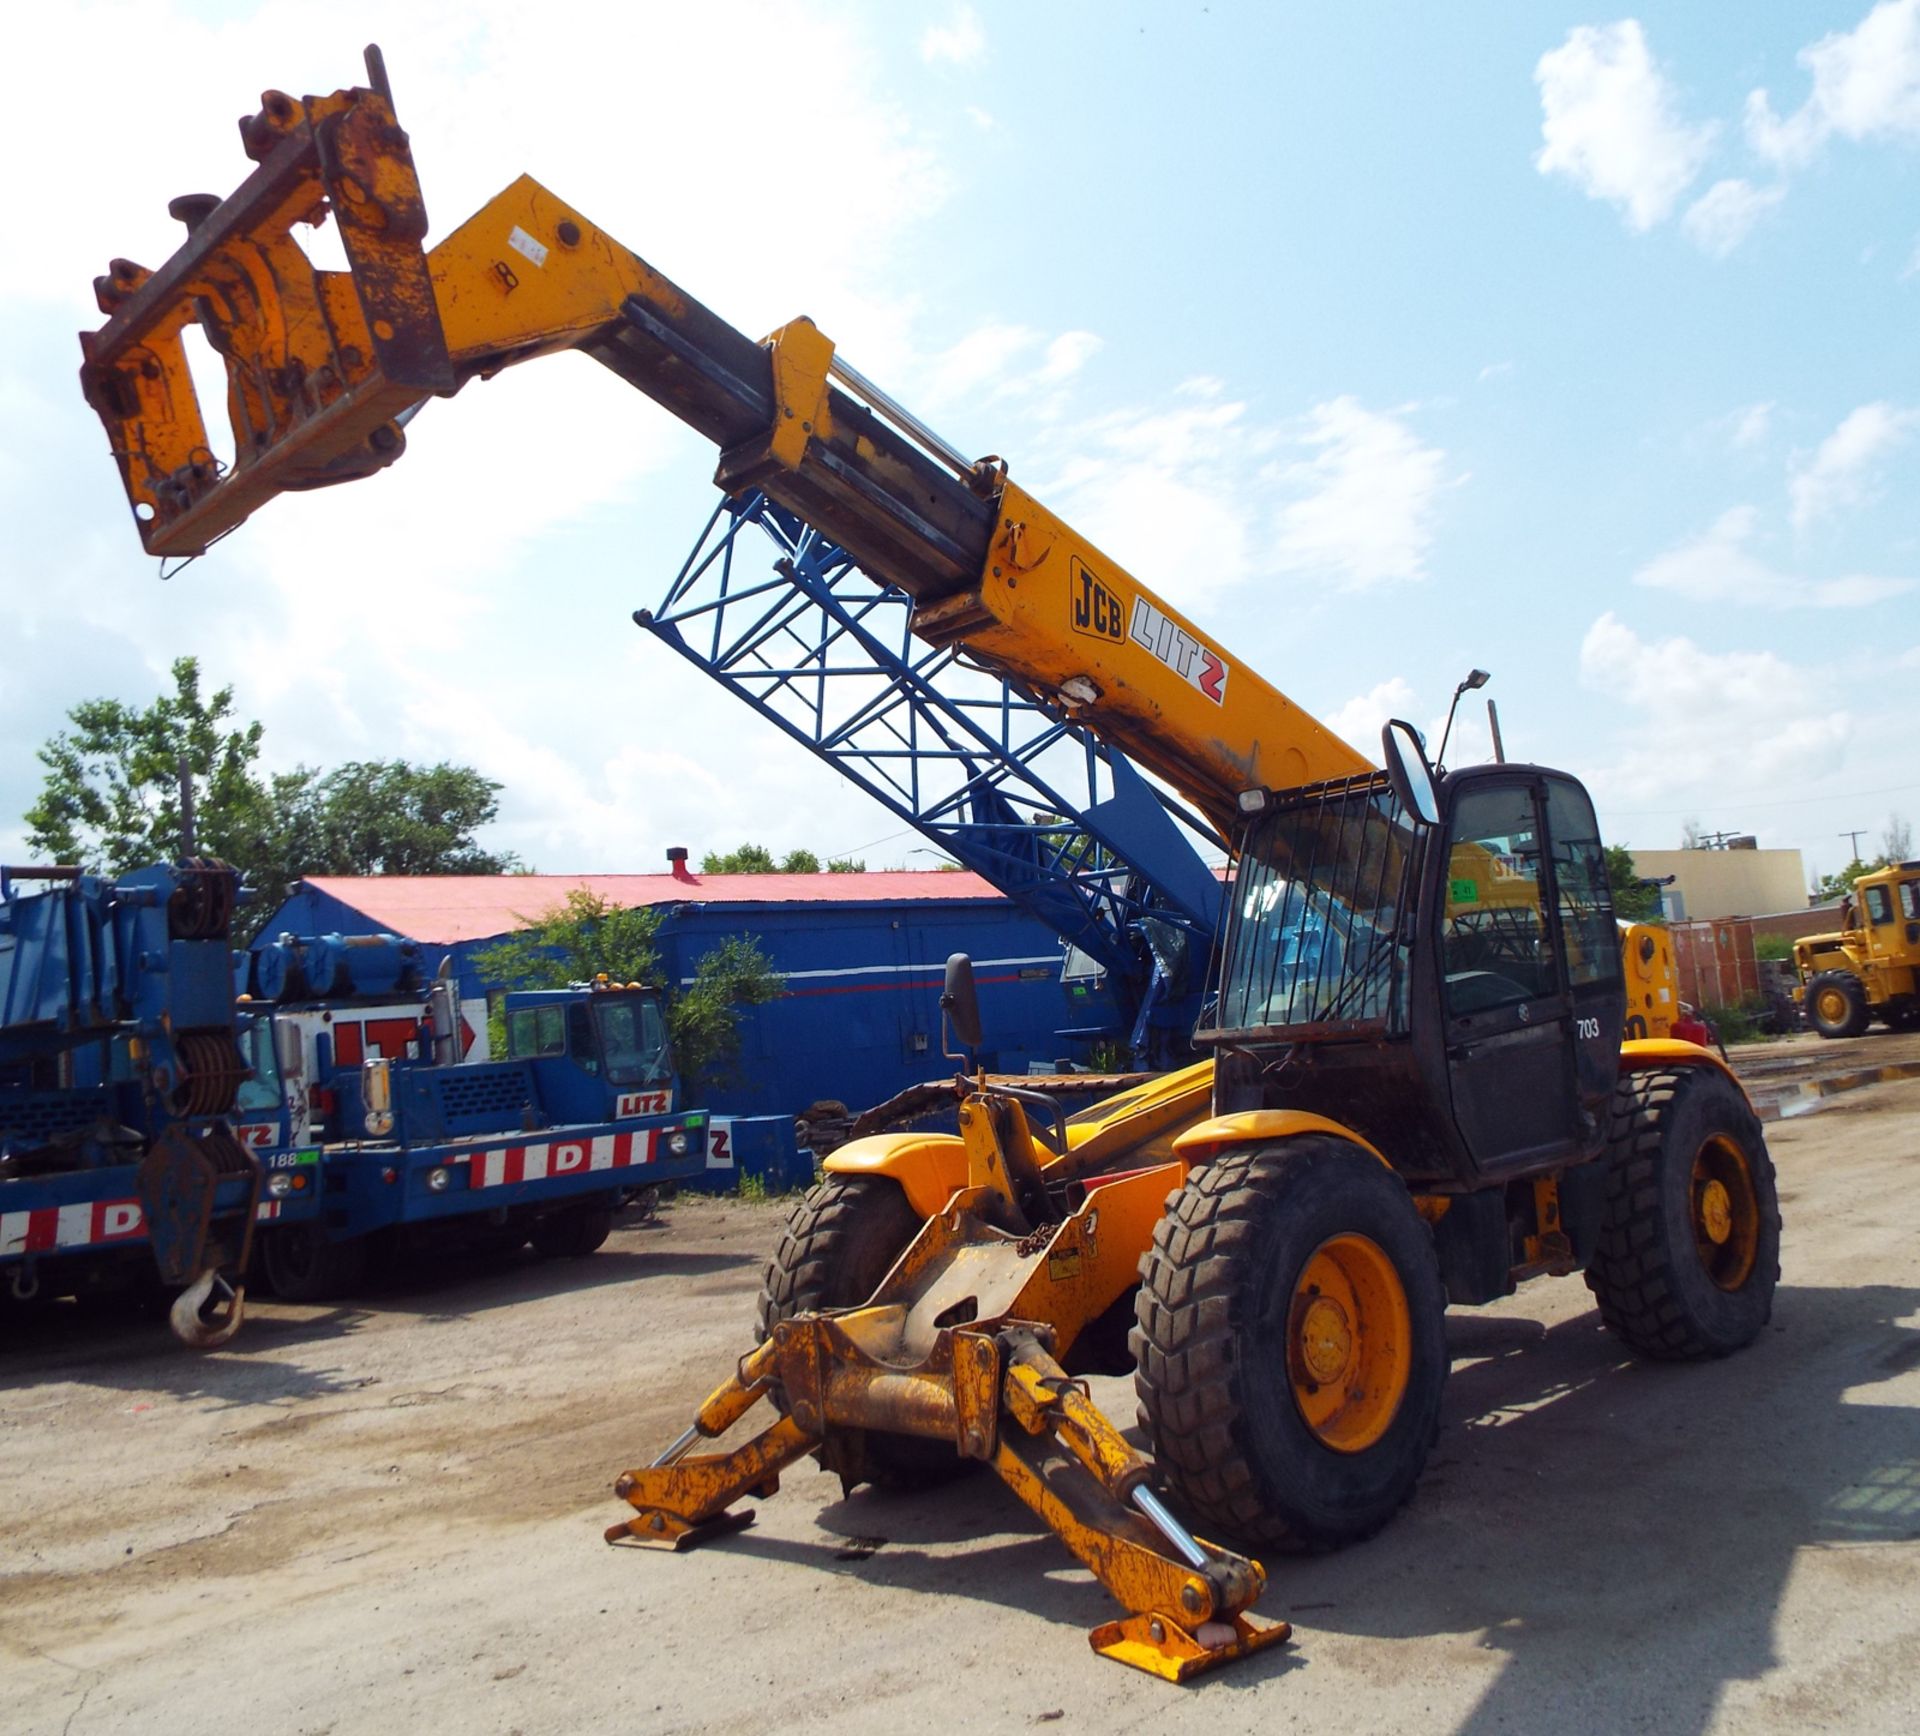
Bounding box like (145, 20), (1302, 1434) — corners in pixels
(1236, 787), (1270, 817)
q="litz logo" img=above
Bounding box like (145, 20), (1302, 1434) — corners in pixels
(616, 1090), (673, 1118)
(1129, 598), (1229, 705)
(1070, 559), (1127, 642)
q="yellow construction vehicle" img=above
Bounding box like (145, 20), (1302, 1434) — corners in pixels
(1794, 861), (1920, 1037)
(78, 51), (1782, 1680)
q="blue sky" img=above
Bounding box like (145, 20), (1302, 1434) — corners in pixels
(2, 2), (1916, 893)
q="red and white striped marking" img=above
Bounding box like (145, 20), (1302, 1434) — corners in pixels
(470, 1129), (667, 1191)
(2, 1198), (146, 1256)
(1, 1194), (287, 1256)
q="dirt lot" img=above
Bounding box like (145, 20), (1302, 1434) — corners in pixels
(5, 1053), (1919, 1735)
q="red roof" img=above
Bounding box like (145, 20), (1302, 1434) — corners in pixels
(298, 870), (1008, 945)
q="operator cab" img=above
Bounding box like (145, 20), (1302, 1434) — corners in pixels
(1201, 723), (1625, 1188)
(503, 984), (675, 1122)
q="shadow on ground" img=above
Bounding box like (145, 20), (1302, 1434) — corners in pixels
(660, 1283), (1918, 1724)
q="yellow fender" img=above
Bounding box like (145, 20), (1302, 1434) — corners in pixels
(824, 1132), (969, 1220)
(1172, 1109), (1392, 1170)
(1619, 1037), (1740, 1084)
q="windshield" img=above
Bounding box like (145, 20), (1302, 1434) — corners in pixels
(234, 1016), (282, 1113)
(595, 995), (671, 1086)
(1208, 776), (1419, 1038)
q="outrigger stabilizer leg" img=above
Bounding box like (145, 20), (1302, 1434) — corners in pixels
(606, 1207), (1290, 1680)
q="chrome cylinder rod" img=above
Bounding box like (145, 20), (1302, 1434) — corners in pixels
(1130, 1484), (1211, 1572)
(829, 355), (974, 478)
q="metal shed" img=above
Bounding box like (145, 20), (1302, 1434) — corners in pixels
(251, 862), (1105, 1123)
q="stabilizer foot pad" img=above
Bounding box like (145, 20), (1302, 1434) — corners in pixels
(605, 1508), (757, 1551)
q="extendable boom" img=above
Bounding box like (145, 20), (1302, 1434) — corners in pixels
(80, 51), (1367, 838)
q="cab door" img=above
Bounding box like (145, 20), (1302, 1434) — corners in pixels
(1438, 777), (1583, 1174)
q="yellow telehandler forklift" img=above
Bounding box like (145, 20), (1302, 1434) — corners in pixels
(78, 51), (1781, 1680)
(1795, 860), (1920, 1036)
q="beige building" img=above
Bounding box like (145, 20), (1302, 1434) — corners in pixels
(1629, 848), (1808, 922)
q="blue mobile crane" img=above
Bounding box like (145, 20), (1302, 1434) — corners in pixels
(1, 859), (263, 1345)
(237, 930), (709, 1300)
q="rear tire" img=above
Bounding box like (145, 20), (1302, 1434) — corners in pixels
(261, 1226), (370, 1303)
(1806, 971), (1870, 1039)
(1132, 1138), (1448, 1553)
(1584, 1068), (1780, 1360)
(757, 1174), (963, 1490)
(528, 1199), (616, 1258)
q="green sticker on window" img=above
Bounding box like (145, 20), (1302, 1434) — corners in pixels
(1450, 878), (1478, 904)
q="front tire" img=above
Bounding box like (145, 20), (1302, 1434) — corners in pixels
(528, 1198), (616, 1258)
(261, 1225), (369, 1303)
(1132, 1138), (1448, 1553)
(1585, 1068), (1780, 1360)
(1806, 971), (1870, 1039)
(757, 1174), (961, 1489)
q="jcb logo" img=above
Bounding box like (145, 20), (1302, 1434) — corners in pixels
(1070, 560), (1125, 642)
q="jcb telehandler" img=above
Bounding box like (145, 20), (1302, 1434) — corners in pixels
(77, 50), (1781, 1679)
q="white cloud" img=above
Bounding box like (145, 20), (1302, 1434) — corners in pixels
(1578, 613), (1852, 803)
(1267, 398), (1449, 589)
(1535, 21), (1716, 231)
(922, 6), (986, 68)
(919, 323), (1042, 407)
(1789, 401), (1919, 530)
(1632, 505), (1913, 607)
(1039, 331), (1102, 384)
(1477, 360), (1515, 382)
(1726, 401), (1775, 449)
(1681, 178), (1786, 256)
(1326, 679), (1418, 758)
(1746, 0), (1920, 169)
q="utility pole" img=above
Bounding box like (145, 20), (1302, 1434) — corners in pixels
(1839, 828), (1868, 864)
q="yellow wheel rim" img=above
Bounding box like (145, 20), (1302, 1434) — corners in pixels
(1690, 1135), (1759, 1291)
(1287, 1234), (1411, 1454)
(1815, 987), (1849, 1025)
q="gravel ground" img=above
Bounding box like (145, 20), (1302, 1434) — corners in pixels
(3, 1059), (1917, 1735)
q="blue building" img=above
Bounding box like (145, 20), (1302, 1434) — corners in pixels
(252, 858), (1106, 1124)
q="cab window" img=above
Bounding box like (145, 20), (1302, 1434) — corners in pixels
(1864, 885), (1894, 926)
(1901, 880), (1919, 922)
(1443, 785), (1552, 1015)
(595, 997), (670, 1086)
(234, 1018), (282, 1113)
(1544, 778), (1619, 989)
(506, 1004), (567, 1059)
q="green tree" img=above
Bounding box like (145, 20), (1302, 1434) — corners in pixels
(778, 848), (820, 874)
(26, 656), (268, 872)
(474, 893), (784, 1094)
(701, 843), (778, 873)
(1605, 845), (1663, 922)
(827, 856), (865, 873)
(1814, 859), (1881, 901)
(276, 761), (517, 879)
(26, 664), (518, 935)
(664, 935), (785, 1092)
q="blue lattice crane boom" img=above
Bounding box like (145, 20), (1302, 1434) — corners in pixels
(639, 492), (1226, 1062)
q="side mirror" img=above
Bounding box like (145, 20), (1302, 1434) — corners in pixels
(273, 1016), (306, 1087)
(361, 1056), (395, 1138)
(1382, 718), (1442, 827)
(941, 952), (983, 1052)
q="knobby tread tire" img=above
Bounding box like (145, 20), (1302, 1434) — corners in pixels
(1806, 970), (1871, 1040)
(1131, 1137), (1448, 1555)
(1584, 1068), (1780, 1361)
(757, 1174), (963, 1489)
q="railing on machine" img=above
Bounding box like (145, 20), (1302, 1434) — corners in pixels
(637, 492), (1225, 1064)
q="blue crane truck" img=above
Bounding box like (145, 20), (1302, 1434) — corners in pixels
(3, 862), (709, 1343)
(1, 859), (263, 1346)
(237, 929), (709, 1300)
